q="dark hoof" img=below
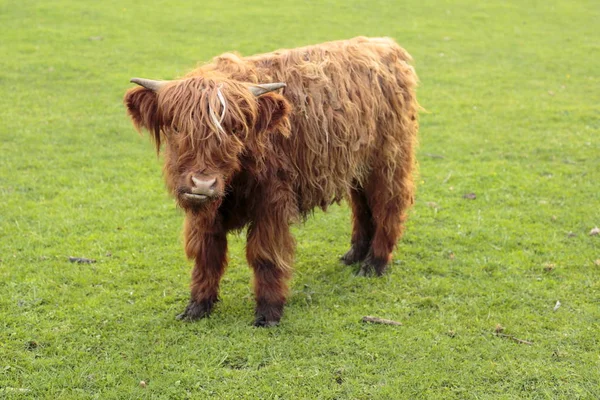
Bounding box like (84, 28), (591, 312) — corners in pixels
(341, 243), (369, 265)
(254, 302), (283, 327)
(253, 317), (280, 327)
(357, 264), (373, 276)
(357, 255), (388, 277)
(176, 298), (217, 321)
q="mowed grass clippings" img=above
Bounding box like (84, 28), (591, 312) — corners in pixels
(1, 0), (599, 398)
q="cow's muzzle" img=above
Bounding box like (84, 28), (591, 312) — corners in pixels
(181, 175), (220, 204)
(185, 176), (217, 200)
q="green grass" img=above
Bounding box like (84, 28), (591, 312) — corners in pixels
(1, 0), (599, 398)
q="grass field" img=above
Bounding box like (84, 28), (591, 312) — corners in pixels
(1, 0), (599, 398)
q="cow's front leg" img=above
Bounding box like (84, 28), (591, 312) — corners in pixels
(246, 220), (295, 327)
(177, 217), (228, 321)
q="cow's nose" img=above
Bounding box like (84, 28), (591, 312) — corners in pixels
(191, 176), (217, 196)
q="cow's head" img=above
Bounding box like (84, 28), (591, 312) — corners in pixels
(124, 76), (291, 211)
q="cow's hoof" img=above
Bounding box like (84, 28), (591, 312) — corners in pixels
(176, 298), (217, 321)
(358, 255), (388, 277)
(254, 302), (283, 327)
(341, 244), (369, 265)
(357, 264), (373, 276)
(253, 317), (280, 328)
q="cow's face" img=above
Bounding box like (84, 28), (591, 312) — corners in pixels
(124, 77), (290, 212)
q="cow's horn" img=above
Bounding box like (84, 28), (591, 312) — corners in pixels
(130, 77), (169, 91)
(249, 83), (286, 96)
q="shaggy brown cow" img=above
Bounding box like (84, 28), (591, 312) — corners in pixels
(124, 37), (419, 326)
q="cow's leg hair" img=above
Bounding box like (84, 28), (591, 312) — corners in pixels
(177, 220), (228, 321)
(246, 219), (294, 327)
(251, 260), (289, 327)
(341, 184), (374, 265)
(360, 164), (413, 276)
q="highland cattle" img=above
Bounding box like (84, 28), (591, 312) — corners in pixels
(124, 37), (419, 326)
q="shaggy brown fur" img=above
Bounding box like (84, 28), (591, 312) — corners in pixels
(124, 37), (419, 326)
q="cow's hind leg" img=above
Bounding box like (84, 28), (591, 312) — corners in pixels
(341, 184), (374, 266)
(360, 164), (414, 276)
(177, 218), (228, 321)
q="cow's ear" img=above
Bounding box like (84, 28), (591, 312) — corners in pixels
(124, 87), (162, 151)
(254, 92), (291, 137)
